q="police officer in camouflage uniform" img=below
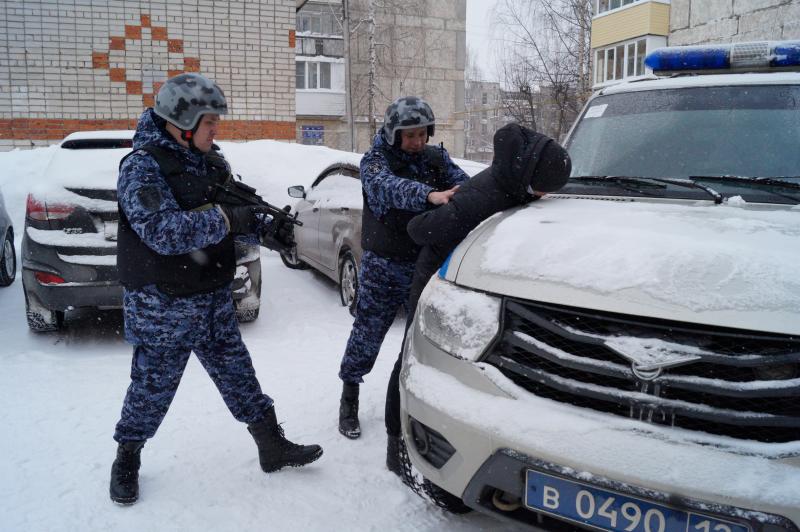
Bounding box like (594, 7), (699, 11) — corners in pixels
(337, 96), (469, 443)
(109, 73), (322, 505)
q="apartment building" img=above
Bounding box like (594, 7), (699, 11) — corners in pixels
(296, 0), (466, 154)
(590, 0), (670, 88)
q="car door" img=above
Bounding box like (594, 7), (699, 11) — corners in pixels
(316, 169), (362, 273)
(293, 184), (323, 266)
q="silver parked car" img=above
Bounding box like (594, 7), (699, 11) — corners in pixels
(0, 185), (16, 287)
(280, 162), (363, 315)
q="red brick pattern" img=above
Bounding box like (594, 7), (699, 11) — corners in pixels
(92, 52), (109, 69)
(124, 25), (142, 40)
(168, 39), (184, 53)
(109, 36), (126, 51)
(126, 81), (143, 95)
(0, 119), (139, 140)
(0, 119), (297, 141)
(93, 14), (191, 105)
(109, 68), (126, 82)
(151, 27), (168, 41)
(184, 57), (200, 72)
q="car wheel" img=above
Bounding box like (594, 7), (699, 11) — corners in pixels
(235, 262), (262, 323)
(0, 230), (16, 287)
(24, 292), (64, 332)
(235, 307), (260, 323)
(395, 434), (472, 514)
(280, 246), (308, 270)
(338, 251), (358, 317)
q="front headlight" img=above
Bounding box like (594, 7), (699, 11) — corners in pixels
(417, 276), (501, 361)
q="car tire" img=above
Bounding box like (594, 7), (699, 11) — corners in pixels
(235, 263), (262, 323)
(421, 480), (472, 514)
(395, 434), (472, 514)
(24, 292), (64, 332)
(280, 246), (308, 270)
(0, 230), (16, 287)
(338, 251), (358, 317)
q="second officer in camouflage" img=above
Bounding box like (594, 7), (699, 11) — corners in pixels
(336, 96), (469, 446)
(109, 73), (322, 506)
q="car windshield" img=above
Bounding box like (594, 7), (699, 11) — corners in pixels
(566, 84), (800, 202)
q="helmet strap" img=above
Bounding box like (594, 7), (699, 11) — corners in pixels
(180, 124), (202, 153)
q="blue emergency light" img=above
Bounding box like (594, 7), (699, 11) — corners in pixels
(645, 40), (800, 74)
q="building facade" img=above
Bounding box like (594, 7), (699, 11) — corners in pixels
(669, 0), (800, 44)
(294, 0), (347, 148)
(0, 0), (297, 150)
(464, 79), (502, 163)
(294, 0), (467, 154)
(590, 0), (670, 88)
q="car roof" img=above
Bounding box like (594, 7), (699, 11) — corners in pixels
(599, 71), (800, 95)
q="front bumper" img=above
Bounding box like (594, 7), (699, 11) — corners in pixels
(399, 324), (800, 531)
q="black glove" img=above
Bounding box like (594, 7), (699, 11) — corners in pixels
(219, 204), (269, 235)
(260, 207), (295, 252)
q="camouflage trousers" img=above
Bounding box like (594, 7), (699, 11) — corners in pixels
(114, 283), (273, 443)
(338, 250), (416, 384)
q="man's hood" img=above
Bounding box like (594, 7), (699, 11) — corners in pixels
(489, 123), (549, 201)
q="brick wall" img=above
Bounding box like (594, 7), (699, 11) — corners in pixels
(670, 0), (800, 45)
(0, 0), (297, 150)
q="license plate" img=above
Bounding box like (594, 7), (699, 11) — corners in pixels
(525, 470), (750, 532)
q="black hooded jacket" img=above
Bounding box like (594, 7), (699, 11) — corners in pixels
(404, 123), (572, 316)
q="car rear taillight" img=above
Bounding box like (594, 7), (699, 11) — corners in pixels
(26, 194), (76, 221)
(34, 271), (66, 285)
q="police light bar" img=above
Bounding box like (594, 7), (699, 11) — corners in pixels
(645, 40), (800, 74)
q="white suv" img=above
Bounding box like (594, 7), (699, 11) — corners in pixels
(399, 41), (800, 532)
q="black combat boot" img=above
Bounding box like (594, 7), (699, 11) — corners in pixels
(109, 441), (145, 505)
(248, 406), (323, 473)
(386, 434), (403, 477)
(338, 382), (361, 439)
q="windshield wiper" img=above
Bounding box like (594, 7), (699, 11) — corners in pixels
(569, 176), (667, 196)
(647, 177), (722, 204)
(570, 175), (723, 203)
(689, 176), (800, 202)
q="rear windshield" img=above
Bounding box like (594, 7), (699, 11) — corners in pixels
(61, 139), (133, 150)
(567, 84), (800, 179)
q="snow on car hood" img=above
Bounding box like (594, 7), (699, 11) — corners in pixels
(449, 196), (800, 335)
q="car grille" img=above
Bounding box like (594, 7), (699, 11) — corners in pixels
(482, 299), (800, 443)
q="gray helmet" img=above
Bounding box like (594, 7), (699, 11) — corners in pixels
(381, 96), (435, 146)
(154, 73), (228, 131)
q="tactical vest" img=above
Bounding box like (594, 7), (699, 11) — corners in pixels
(116, 145), (236, 296)
(361, 144), (448, 261)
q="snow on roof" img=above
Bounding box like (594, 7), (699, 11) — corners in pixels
(600, 71), (800, 95)
(59, 130), (134, 142)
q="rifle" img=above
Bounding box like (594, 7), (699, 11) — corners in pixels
(212, 178), (303, 228)
(203, 147), (302, 251)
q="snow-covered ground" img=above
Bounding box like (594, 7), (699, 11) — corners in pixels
(0, 141), (518, 532)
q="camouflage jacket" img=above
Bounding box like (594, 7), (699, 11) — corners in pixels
(360, 133), (469, 219)
(118, 109), (230, 259)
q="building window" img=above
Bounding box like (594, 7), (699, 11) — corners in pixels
(482, 92), (488, 104)
(296, 62), (305, 89)
(296, 61), (332, 90)
(597, 0), (642, 15)
(593, 37), (655, 85)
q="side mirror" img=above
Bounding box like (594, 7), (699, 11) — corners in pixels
(287, 185), (306, 199)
